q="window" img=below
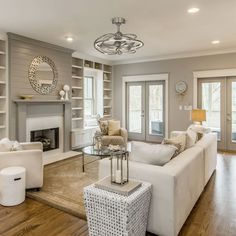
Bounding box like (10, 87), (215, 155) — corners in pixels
(84, 76), (94, 118)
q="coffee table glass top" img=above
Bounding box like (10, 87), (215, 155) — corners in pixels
(82, 145), (127, 157)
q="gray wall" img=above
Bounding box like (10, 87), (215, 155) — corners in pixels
(113, 53), (236, 135)
(8, 33), (73, 139)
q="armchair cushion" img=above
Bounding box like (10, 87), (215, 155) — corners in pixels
(98, 120), (109, 135)
(108, 120), (120, 136)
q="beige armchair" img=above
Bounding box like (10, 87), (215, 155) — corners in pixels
(101, 128), (128, 149)
(0, 142), (43, 189)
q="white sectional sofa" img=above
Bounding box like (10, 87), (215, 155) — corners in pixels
(98, 132), (217, 236)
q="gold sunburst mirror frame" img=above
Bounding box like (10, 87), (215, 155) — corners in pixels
(28, 56), (58, 95)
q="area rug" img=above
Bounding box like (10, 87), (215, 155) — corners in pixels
(27, 154), (99, 220)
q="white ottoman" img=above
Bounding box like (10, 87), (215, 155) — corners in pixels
(0, 166), (26, 206)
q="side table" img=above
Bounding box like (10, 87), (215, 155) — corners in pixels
(84, 181), (152, 236)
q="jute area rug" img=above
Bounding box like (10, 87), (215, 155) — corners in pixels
(27, 154), (99, 220)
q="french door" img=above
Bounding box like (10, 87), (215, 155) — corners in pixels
(126, 81), (165, 142)
(198, 77), (236, 151)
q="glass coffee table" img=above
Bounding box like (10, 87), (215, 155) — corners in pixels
(81, 145), (112, 172)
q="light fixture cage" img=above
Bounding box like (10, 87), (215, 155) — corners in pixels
(94, 17), (144, 55)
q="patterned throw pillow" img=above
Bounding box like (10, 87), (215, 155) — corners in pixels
(98, 120), (109, 135)
(162, 134), (187, 157)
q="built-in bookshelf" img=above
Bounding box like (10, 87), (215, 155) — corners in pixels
(71, 57), (112, 130)
(71, 57), (84, 130)
(0, 40), (8, 138)
(0, 40), (7, 138)
(103, 64), (112, 118)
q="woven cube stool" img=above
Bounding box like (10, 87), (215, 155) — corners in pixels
(84, 181), (152, 236)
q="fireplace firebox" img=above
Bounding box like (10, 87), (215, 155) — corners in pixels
(30, 127), (59, 152)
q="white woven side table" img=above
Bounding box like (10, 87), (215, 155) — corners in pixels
(84, 181), (152, 236)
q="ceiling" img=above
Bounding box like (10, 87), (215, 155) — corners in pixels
(0, 0), (236, 64)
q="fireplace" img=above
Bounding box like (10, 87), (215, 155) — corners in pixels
(30, 127), (59, 152)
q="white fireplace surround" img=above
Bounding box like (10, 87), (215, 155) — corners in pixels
(26, 115), (64, 157)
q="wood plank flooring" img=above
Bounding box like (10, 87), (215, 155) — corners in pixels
(0, 153), (236, 236)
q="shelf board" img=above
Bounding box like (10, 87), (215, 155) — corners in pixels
(0, 51), (5, 55)
(104, 106), (112, 108)
(104, 71), (112, 74)
(104, 97), (112, 100)
(0, 125), (6, 129)
(72, 65), (83, 69)
(103, 114), (111, 117)
(72, 75), (83, 79)
(103, 80), (111, 83)
(104, 89), (112, 91)
(0, 81), (6, 84)
(71, 97), (83, 100)
(72, 107), (83, 110)
(72, 86), (83, 90)
(0, 111), (6, 114)
(0, 66), (6, 70)
(72, 117), (83, 121)
(0, 96), (6, 99)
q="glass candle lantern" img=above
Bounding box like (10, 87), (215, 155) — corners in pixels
(93, 131), (102, 150)
(110, 151), (129, 185)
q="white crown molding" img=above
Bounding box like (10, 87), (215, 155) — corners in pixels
(111, 48), (236, 66)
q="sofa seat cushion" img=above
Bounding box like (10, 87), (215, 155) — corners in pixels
(130, 141), (177, 166)
(101, 135), (125, 147)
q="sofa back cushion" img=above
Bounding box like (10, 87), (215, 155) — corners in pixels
(162, 133), (186, 154)
(130, 141), (177, 166)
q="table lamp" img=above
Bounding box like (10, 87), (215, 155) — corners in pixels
(191, 109), (206, 125)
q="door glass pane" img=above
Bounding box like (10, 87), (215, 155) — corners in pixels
(231, 82), (236, 142)
(201, 82), (221, 139)
(149, 84), (163, 135)
(128, 86), (142, 133)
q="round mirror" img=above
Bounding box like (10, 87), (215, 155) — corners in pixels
(28, 56), (58, 95)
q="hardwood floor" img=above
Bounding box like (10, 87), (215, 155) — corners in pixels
(0, 153), (236, 236)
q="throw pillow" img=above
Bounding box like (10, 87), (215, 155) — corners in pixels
(11, 141), (23, 151)
(0, 138), (13, 152)
(186, 128), (198, 148)
(99, 120), (109, 135)
(129, 141), (178, 166)
(188, 124), (211, 134)
(162, 133), (187, 153)
(108, 120), (121, 136)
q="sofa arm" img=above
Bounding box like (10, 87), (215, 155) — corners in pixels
(21, 142), (43, 151)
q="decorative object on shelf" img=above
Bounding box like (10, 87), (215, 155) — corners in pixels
(93, 131), (103, 150)
(19, 95), (34, 100)
(110, 150), (129, 185)
(63, 84), (70, 100)
(28, 56), (58, 95)
(59, 90), (65, 100)
(191, 109), (206, 125)
(175, 81), (188, 95)
(94, 17), (144, 55)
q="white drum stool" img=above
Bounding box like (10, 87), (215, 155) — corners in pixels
(0, 166), (26, 206)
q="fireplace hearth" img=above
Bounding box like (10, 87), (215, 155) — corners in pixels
(31, 127), (59, 152)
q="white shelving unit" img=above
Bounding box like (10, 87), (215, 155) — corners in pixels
(103, 64), (112, 118)
(0, 40), (7, 138)
(71, 57), (84, 130)
(71, 57), (112, 149)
